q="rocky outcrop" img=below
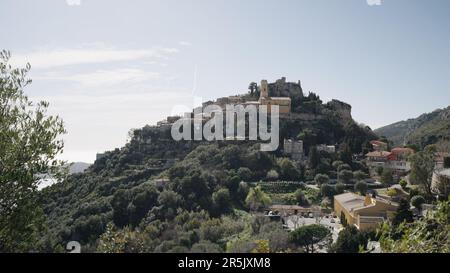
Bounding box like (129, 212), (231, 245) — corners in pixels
(327, 99), (352, 120)
(268, 77), (303, 99)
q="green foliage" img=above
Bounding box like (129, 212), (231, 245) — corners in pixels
(380, 200), (449, 253)
(314, 174), (329, 186)
(410, 195), (426, 210)
(337, 164), (352, 172)
(376, 166), (384, 176)
(392, 199), (414, 226)
(380, 169), (394, 185)
(331, 225), (368, 253)
(354, 181), (368, 195)
(266, 170), (279, 181)
(237, 182), (250, 203)
(0, 51), (66, 252)
(97, 223), (146, 253)
(237, 167), (252, 181)
(308, 146), (320, 169)
(255, 181), (305, 194)
(245, 186), (271, 211)
(386, 187), (397, 197)
(338, 170), (353, 184)
(338, 143), (352, 165)
(409, 146), (436, 197)
(111, 183), (158, 227)
(190, 241), (222, 253)
(335, 183), (345, 194)
(154, 190), (183, 220)
(332, 161), (344, 170)
(353, 170), (368, 181)
(212, 188), (232, 216)
(290, 224), (330, 253)
(399, 179), (408, 190)
(278, 158), (301, 180)
(320, 184), (336, 199)
(297, 128), (317, 149)
(294, 189), (309, 206)
(303, 187), (321, 204)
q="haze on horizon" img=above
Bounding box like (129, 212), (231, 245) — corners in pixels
(1, 0), (449, 163)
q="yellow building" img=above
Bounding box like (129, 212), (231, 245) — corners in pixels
(259, 80), (291, 114)
(334, 192), (398, 230)
(245, 80), (292, 114)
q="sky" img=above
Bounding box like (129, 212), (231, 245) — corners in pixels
(1, 0), (449, 163)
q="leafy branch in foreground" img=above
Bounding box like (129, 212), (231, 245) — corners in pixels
(0, 50), (66, 252)
(379, 199), (449, 253)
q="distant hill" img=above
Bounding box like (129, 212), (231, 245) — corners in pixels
(38, 162), (91, 190)
(68, 162), (91, 174)
(375, 106), (450, 148)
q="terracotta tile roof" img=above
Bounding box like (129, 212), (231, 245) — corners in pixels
(391, 147), (415, 154)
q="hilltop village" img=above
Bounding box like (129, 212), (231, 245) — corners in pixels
(155, 77), (353, 135)
(45, 78), (449, 254)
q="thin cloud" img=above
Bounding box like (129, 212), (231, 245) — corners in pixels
(179, 41), (192, 47)
(66, 0), (81, 6)
(11, 46), (179, 69)
(35, 68), (161, 87)
(367, 0), (383, 6)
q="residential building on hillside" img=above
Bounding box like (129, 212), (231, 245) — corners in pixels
(390, 147), (414, 160)
(365, 148), (415, 177)
(283, 139), (304, 160)
(365, 151), (391, 174)
(435, 152), (450, 169)
(317, 144), (336, 154)
(432, 168), (450, 198)
(388, 147), (414, 175)
(334, 192), (398, 230)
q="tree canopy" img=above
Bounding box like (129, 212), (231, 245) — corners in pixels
(0, 50), (66, 252)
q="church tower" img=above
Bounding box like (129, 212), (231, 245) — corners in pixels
(260, 79), (269, 99)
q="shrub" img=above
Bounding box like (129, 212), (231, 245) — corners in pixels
(338, 170), (353, 184)
(399, 179), (408, 190)
(294, 189), (309, 206)
(354, 181), (368, 195)
(410, 195), (426, 210)
(314, 173), (330, 186)
(337, 164), (352, 172)
(321, 184), (336, 199)
(266, 170), (279, 181)
(335, 183), (345, 194)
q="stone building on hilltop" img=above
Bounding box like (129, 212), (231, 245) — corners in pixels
(245, 79), (292, 114)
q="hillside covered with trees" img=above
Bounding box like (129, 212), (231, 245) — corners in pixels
(35, 78), (378, 252)
(375, 106), (450, 149)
